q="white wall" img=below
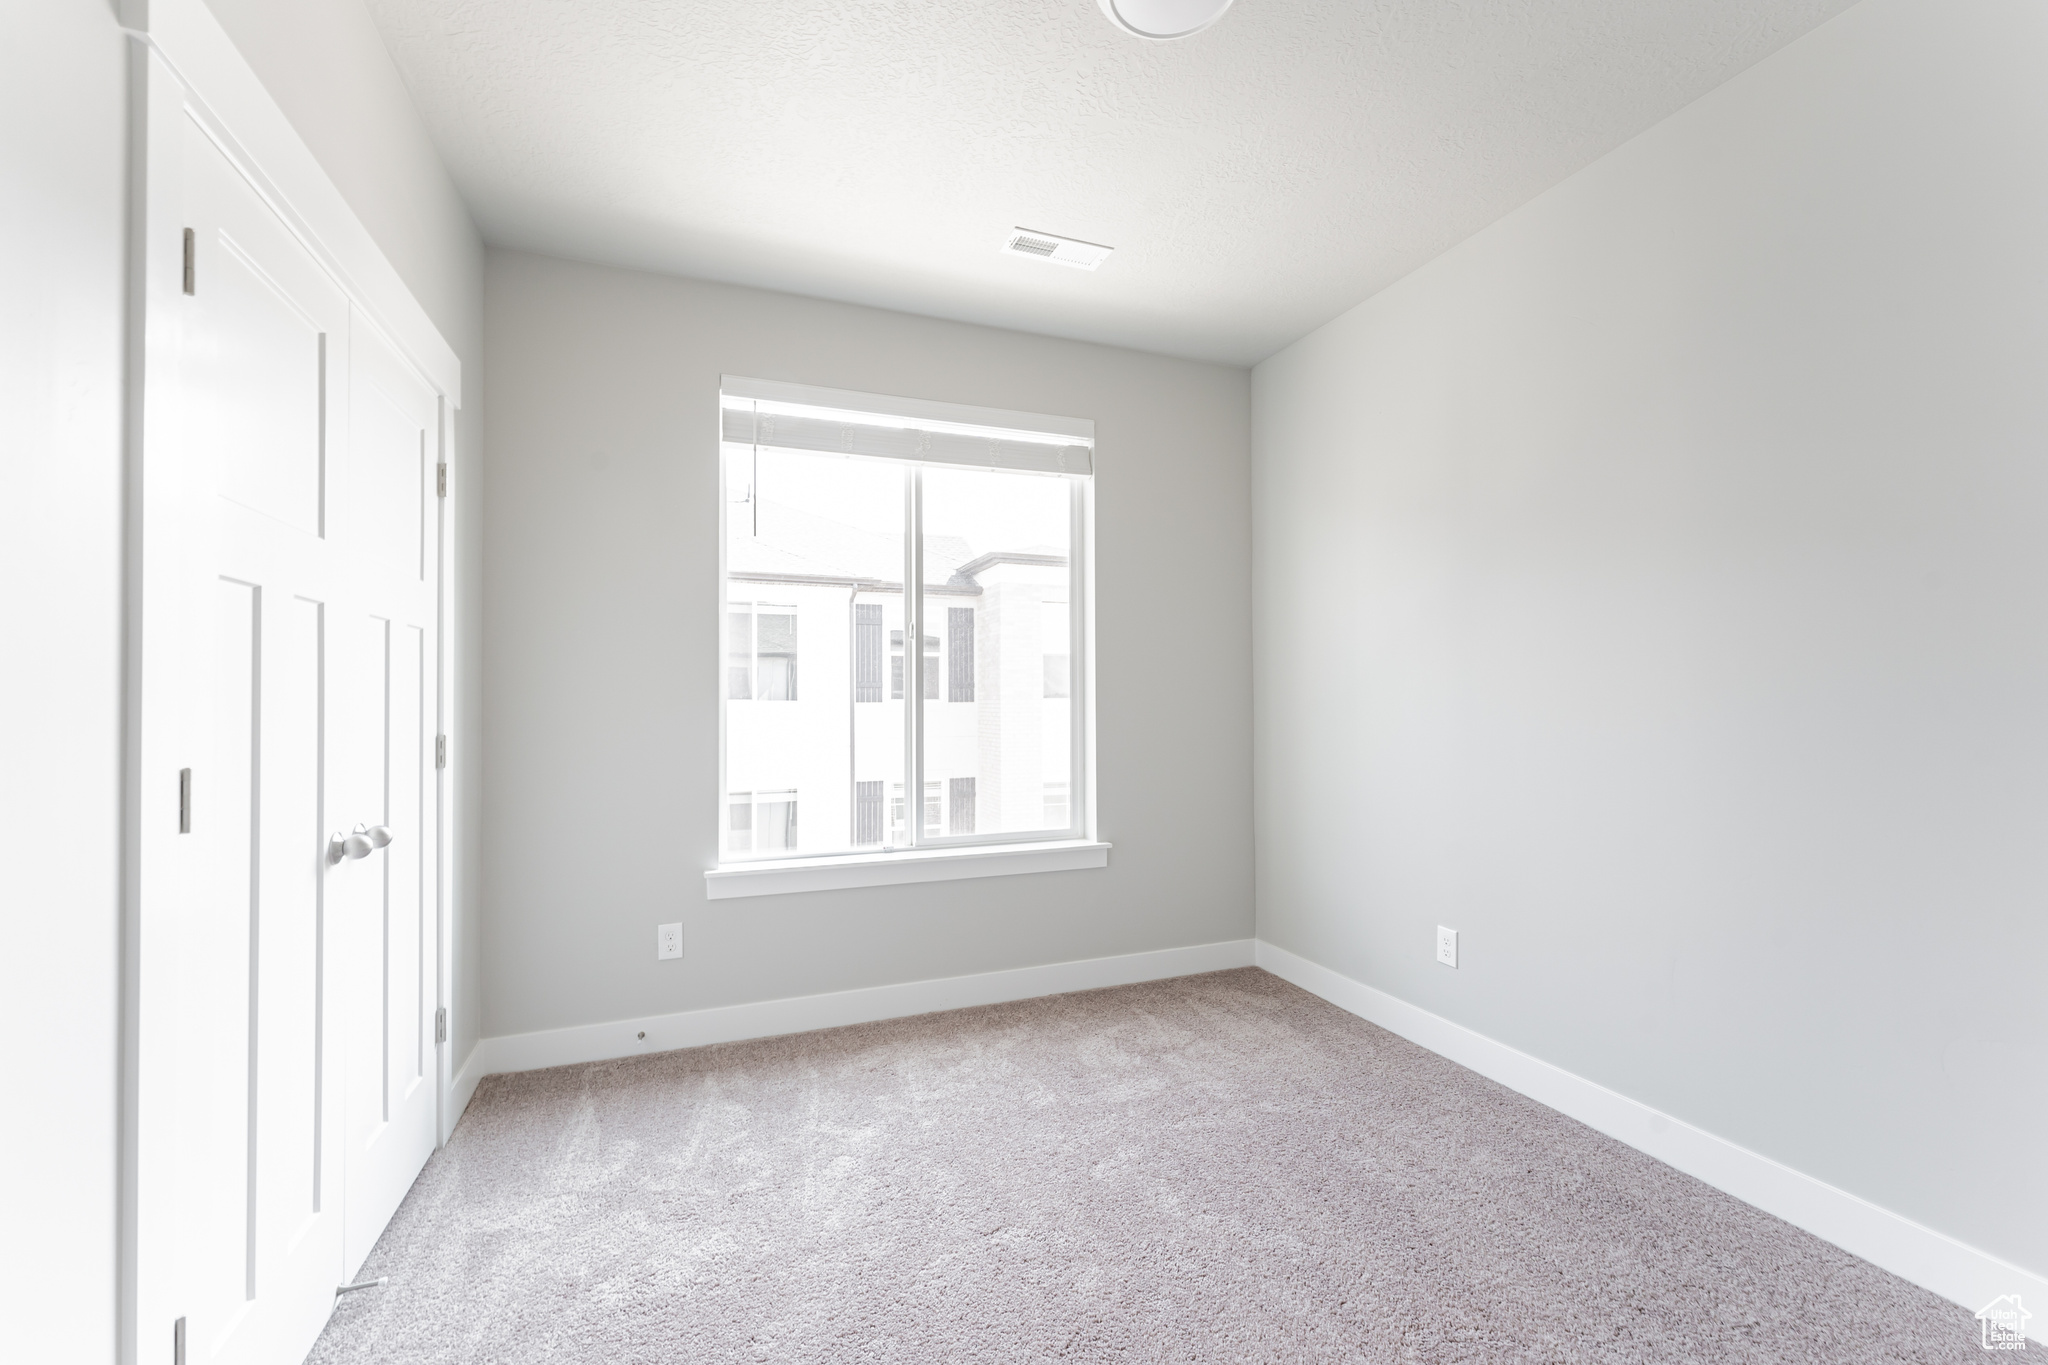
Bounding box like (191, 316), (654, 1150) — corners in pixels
(0, 2), (480, 1353)
(0, 5), (128, 1357)
(1254, 0), (2046, 1281)
(482, 250), (1251, 1039)
(203, 0), (489, 1068)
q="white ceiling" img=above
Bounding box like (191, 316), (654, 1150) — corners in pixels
(364, 0), (1855, 366)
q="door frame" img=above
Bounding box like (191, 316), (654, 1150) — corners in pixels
(118, 3), (463, 1361)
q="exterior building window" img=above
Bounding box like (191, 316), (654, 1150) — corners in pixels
(948, 608), (975, 702)
(854, 780), (884, 845)
(756, 790), (797, 849)
(726, 612), (752, 700)
(854, 605), (883, 703)
(1041, 601), (1069, 698)
(720, 376), (1092, 864)
(728, 604), (797, 700)
(728, 791), (798, 852)
(1042, 653), (1070, 698)
(949, 776), (977, 834)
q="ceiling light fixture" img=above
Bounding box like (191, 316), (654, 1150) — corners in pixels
(1002, 228), (1114, 271)
(1096, 0), (1234, 41)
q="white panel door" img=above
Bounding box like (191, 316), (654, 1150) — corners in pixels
(156, 112), (444, 1364)
(169, 111), (351, 1365)
(334, 322), (442, 1278)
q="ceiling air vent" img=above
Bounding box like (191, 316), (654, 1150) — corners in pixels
(1002, 228), (1113, 271)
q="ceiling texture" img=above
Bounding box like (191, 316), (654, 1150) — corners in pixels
(363, 0), (1856, 365)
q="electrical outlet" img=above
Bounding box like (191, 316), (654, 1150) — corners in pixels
(1435, 926), (1458, 968)
(657, 922), (683, 960)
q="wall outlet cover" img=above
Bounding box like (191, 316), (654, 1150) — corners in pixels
(1436, 926), (1458, 968)
(657, 922), (683, 960)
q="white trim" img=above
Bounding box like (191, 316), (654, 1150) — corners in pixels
(705, 839), (1110, 899)
(446, 1042), (485, 1133)
(470, 938), (1252, 1075)
(1254, 941), (2048, 1339)
(720, 375), (1092, 443)
(117, 0), (461, 404)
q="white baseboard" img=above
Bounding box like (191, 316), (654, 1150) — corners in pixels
(445, 1042), (486, 1137)
(1254, 940), (2047, 1339)
(468, 938), (1258, 1079)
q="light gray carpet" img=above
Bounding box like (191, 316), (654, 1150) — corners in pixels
(310, 968), (1981, 1363)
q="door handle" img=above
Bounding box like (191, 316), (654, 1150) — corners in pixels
(328, 823), (395, 864)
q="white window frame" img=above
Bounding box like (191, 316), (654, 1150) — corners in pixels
(707, 377), (1106, 899)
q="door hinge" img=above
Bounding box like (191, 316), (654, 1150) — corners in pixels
(181, 227), (195, 295)
(178, 767), (192, 833)
(435, 735), (447, 769)
(434, 1007), (448, 1045)
(436, 462), (447, 498)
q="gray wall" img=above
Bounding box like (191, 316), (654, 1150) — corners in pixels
(0, 3), (126, 1355)
(1253, 0), (2046, 1276)
(205, 0), (489, 1068)
(481, 250), (1252, 1039)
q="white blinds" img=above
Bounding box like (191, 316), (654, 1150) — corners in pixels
(720, 375), (1094, 476)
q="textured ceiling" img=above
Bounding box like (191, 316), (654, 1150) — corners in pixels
(364, 0), (1856, 365)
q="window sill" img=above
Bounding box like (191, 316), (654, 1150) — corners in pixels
(703, 840), (1110, 900)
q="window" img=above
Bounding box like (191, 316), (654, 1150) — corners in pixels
(1041, 602), (1070, 699)
(718, 376), (1092, 866)
(757, 790), (797, 849)
(948, 607), (975, 702)
(949, 776), (977, 834)
(854, 605), (883, 703)
(854, 780), (884, 845)
(887, 629), (937, 698)
(726, 790), (797, 852)
(728, 604), (797, 700)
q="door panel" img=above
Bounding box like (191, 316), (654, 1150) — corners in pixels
(352, 378), (428, 582)
(186, 578), (257, 1343)
(253, 594), (326, 1248)
(209, 237), (326, 536)
(338, 322), (441, 1278)
(391, 623), (428, 1101)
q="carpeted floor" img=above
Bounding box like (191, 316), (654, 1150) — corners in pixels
(309, 968), (1981, 1363)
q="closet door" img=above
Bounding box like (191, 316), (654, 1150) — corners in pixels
(168, 112), (351, 1365)
(333, 320), (442, 1279)
(154, 114), (444, 1363)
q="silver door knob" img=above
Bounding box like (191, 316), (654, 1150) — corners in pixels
(327, 823), (392, 865)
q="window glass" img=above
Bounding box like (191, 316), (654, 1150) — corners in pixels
(720, 382), (1088, 862)
(724, 443), (904, 858)
(918, 464), (1075, 838)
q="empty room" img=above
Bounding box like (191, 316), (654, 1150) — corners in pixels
(7, 0), (2045, 1359)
